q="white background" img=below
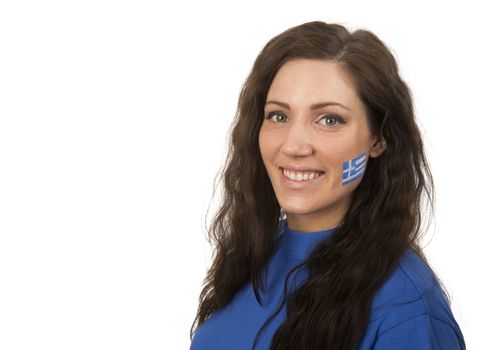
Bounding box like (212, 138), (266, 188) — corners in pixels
(0, 1), (477, 349)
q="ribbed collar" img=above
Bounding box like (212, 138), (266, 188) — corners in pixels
(278, 219), (336, 260)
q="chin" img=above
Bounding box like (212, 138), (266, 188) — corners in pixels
(279, 202), (327, 216)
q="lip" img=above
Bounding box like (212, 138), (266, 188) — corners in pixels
(279, 167), (325, 189)
(280, 165), (324, 172)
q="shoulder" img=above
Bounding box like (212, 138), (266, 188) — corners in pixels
(367, 249), (465, 349)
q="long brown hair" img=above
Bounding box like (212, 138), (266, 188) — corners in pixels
(190, 20), (445, 349)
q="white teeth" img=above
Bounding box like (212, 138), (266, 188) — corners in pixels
(283, 168), (322, 181)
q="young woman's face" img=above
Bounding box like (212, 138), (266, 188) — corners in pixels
(259, 59), (385, 232)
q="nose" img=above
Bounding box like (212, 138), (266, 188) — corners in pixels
(280, 122), (314, 158)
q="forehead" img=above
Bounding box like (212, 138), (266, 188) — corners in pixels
(266, 59), (359, 107)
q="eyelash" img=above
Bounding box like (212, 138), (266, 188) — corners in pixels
(265, 111), (346, 126)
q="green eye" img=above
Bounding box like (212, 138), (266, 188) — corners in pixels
(319, 114), (346, 127)
(266, 111), (287, 122)
(265, 112), (346, 126)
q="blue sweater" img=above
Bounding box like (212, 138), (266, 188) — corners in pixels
(190, 220), (466, 349)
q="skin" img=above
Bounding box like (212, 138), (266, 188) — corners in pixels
(259, 59), (386, 232)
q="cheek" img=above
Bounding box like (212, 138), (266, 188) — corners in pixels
(259, 129), (279, 160)
(319, 138), (367, 184)
(341, 151), (367, 186)
(258, 129), (267, 156)
(258, 135), (275, 174)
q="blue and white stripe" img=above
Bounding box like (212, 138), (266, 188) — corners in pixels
(342, 152), (367, 186)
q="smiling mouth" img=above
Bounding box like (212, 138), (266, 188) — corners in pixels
(279, 167), (325, 182)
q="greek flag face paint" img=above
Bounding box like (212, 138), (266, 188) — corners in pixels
(342, 152), (367, 186)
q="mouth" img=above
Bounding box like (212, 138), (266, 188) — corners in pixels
(278, 167), (326, 188)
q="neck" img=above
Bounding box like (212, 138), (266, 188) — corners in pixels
(285, 195), (351, 232)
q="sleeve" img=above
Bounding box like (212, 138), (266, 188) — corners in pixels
(373, 313), (466, 350)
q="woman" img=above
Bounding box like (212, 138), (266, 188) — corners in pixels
(189, 21), (466, 350)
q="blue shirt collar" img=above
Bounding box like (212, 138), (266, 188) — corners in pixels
(278, 219), (336, 260)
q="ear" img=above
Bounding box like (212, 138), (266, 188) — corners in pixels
(369, 135), (387, 158)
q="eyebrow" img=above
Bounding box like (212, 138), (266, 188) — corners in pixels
(265, 100), (351, 111)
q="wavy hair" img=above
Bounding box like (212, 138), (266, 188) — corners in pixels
(190, 20), (445, 349)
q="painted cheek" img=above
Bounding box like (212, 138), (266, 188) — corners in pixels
(342, 152), (367, 186)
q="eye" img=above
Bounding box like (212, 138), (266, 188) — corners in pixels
(265, 111), (346, 127)
(265, 111), (288, 122)
(319, 114), (345, 127)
